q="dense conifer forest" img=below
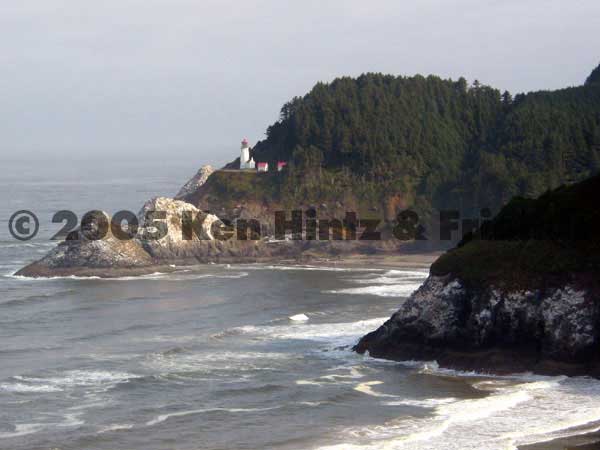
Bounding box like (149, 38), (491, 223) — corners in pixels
(246, 64), (600, 218)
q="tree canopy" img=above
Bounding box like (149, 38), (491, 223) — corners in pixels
(586, 63), (600, 86)
(244, 65), (600, 217)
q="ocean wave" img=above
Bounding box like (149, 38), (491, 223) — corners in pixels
(7, 273), (106, 281)
(0, 289), (76, 308)
(0, 382), (63, 393)
(296, 366), (366, 388)
(126, 271), (249, 281)
(383, 397), (458, 408)
(350, 269), (429, 284)
(349, 276), (424, 285)
(382, 269), (430, 277)
(297, 401), (325, 407)
(349, 270), (428, 286)
(2, 370), (141, 394)
(0, 423), (46, 439)
(228, 317), (389, 348)
(97, 423), (134, 433)
(146, 405), (281, 426)
(353, 381), (398, 398)
(315, 374), (600, 450)
(238, 264), (383, 273)
(7, 270), (249, 282)
(325, 283), (422, 297)
(144, 350), (294, 375)
(319, 366), (365, 381)
(0, 412), (85, 440)
(325, 267), (427, 297)
(296, 379), (327, 387)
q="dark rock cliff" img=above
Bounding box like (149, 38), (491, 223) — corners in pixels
(355, 174), (600, 375)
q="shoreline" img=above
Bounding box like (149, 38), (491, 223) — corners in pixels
(14, 251), (441, 279)
(519, 425), (600, 450)
(358, 337), (600, 378)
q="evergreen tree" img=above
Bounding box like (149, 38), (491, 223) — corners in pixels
(246, 64), (600, 218)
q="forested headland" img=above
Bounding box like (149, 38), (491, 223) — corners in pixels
(198, 64), (600, 238)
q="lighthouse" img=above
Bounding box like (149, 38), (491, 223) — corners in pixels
(240, 138), (255, 169)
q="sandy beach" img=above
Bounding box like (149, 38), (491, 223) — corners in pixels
(519, 429), (600, 450)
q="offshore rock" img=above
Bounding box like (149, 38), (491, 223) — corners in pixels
(14, 211), (157, 278)
(16, 197), (327, 277)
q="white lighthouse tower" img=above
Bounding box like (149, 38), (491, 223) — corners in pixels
(240, 138), (255, 169)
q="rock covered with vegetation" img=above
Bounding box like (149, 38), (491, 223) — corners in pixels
(16, 64), (600, 276)
(355, 174), (600, 375)
(186, 64), (600, 233)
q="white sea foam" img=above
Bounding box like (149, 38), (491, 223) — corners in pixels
(296, 366), (366, 387)
(325, 283), (422, 297)
(57, 412), (85, 428)
(145, 350), (293, 374)
(326, 268), (427, 297)
(316, 375), (600, 450)
(320, 366), (364, 381)
(231, 317), (388, 348)
(289, 313), (309, 321)
(0, 423), (46, 439)
(0, 382), (63, 393)
(350, 276), (421, 285)
(140, 271), (249, 281)
(0, 412), (84, 440)
(354, 381), (397, 398)
(4, 370), (141, 393)
(382, 269), (430, 277)
(383, 397), (458, 408)
(238, 264), (383, 273)
(8, 270), (248, 282)
(298, 401), (324, 407)
(350, 270), (429, 285)
(98, 423), (135, 433)
(296, 379), (326, 386)
(146, 406), (281, 426)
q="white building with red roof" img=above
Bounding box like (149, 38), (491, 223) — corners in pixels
(239, 138), (255, 169)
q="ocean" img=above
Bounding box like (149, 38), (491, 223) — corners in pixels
(1, 158), (600, 450)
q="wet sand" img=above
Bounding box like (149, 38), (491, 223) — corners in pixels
(519, 430), (600, 450)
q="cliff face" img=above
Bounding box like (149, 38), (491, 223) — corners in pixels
(355, 175), (600, 375)
(175, 165), (214, 199)
(355, 275), (600, 375)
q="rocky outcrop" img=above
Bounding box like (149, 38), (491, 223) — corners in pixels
(15, 211), (158, 277)
(175, 165), (214, 199)
(356, 175), (600, 375)
(16, 197), (299, 277)
(15, 190), (417, 277)
(354, 275), (600, 374)
(137, 197), (221, 258)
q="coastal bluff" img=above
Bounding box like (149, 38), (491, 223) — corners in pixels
(15, 168), (401, 278)
(355, 174), (600, 375)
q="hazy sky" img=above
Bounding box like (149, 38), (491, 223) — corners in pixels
(1, 0), (599, 165)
